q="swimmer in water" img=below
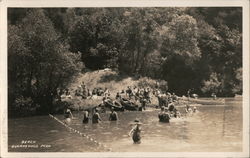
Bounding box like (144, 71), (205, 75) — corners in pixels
(109, 108), (118, 121)
(82, 110), (89, 124)
(158, 107), (171, 123)
(92, 109), (102, 124)
(64, 107), (73, 119)
(185, 104), (192, 113)
(129, 119), (142, 144)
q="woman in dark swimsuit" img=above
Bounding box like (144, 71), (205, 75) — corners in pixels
(129, 119), (142, 144)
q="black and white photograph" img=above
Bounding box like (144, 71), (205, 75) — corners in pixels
(0, 0), (249, 157)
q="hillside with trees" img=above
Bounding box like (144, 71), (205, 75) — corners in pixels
(8, 7), (242, 116)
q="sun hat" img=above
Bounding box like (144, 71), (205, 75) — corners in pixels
(131, 119), (142, 125)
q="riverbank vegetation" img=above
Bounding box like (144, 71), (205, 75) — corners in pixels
(8, 8), (242, 117)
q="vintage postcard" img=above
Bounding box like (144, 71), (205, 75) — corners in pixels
(0, 0), (249, 157)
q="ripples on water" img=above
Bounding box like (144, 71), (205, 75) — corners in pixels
(8, 98), (242, 152)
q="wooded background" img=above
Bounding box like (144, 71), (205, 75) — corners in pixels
(8, 8), (242, 116)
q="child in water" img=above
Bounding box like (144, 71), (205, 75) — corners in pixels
(129, 119), (142, 144)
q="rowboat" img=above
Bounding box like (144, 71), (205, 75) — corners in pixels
(180, 97), (225, 105)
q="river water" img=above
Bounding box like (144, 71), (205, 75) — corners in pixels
(8, 98), (242, 152)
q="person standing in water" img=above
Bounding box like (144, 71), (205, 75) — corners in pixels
(82, 110), (89, 124)
(158, 107), (171, 123)
(109, 108), (118, 121)
(92, 108), (102, 124)
(129, 119), (142, 144)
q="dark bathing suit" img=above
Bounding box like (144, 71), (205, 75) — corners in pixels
(92, 113), (99, 124)
(109, 112), (117, 121)
(82, 113), (88, 123)
(132, 125), (141, 143)
(159, 113), (170, 123)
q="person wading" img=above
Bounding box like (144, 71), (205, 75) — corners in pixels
(129, 119), (142, 144)
(82, 110), (89, 124)
(158, 107), (171, 123)
(109, 108), (118, 121)
(92, 108), (102, 124)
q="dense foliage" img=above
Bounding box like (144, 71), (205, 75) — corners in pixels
(8, 7), (242, 116)
(8, 9), (83, 116)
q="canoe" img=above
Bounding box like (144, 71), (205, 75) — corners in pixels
(180, 97), (225, 105)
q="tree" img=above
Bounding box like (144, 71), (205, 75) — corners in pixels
(201, 73), (222, 95)
(160, 14), (201, 94)
(187, 7), (242, 96)
(8, 9), (83, 116)
(68, 8), (124, 70)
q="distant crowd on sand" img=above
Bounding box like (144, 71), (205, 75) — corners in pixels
(58, 81), (199, 144)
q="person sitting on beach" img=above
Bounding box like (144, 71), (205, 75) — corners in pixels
(65, 90), (72, 99)
(92, 88), (97, 95)
(172, 93), (178, 101)
(60, 90), (67, 100)
(82, 110), (89, 124)
(115, 92), (121, 100)
(104, 88), (110, 96)
(97, 88), (104, 96)
(143, 88), (151, 103)
(134, 89), (140, 102)
(126, 86), (133, 99)
(168, 100), (175, 112)
(102, 94), (113, 107)
(129, 119), (142, 144)
(92, 109), (102, 124)
(109, 108), (118, 121)
(75, 85), (82, 96)
(139, 98), (147, 111)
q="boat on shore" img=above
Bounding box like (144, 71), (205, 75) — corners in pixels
(180, 97), (225, 105)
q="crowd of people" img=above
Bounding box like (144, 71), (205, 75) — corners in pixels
(60, 81), (199, 144)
